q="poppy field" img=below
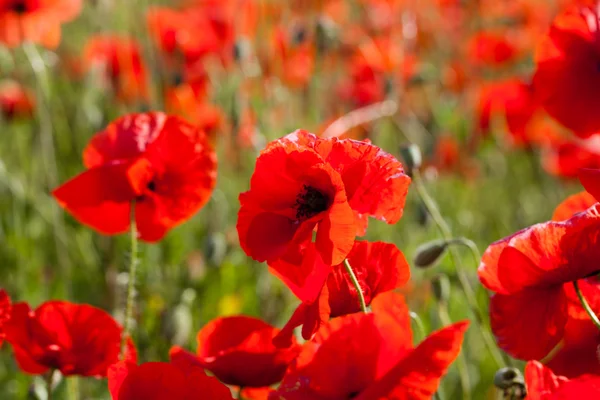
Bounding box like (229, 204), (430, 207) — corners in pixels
(3, 0), (600, 398)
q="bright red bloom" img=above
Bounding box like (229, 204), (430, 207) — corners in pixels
(0, 0), (82, 48)
(4, 300), (121, 377)
(552, 191), (597, 221)
(271, 292), (469, 399)
(83, 36), (148, 103)
(533, 3), (600, 137)
(53, 112), (217, 242)
(478, 204), (600, 362)
(525, 361), (600, 399)
(108, 354), (233, 400)
(0, 290), (10, 348)
(237, 130), (410, 265)
(476, 79), (541, 147)
(0, 80), (35, 120)
(270, 240), (410, 345)
(179, 316), (301, 387)
(542, 133), (600, 179)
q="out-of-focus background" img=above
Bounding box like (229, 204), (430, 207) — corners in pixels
(0, 0), (587, 398)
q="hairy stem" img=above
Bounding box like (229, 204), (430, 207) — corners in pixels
(121, 202), (138, 356)
(343, 258), (367, 313)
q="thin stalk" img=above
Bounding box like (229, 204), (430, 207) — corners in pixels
(237, 386), (244, 400)
(574, 280), (600, 330)
(121, 202), (139, 355)
(412, 169), (506, 369)
(46, 370), (55, 400)
(343, 259), (367, 313)
(67, 376), (79, 400)
(438, 301), (470, 400)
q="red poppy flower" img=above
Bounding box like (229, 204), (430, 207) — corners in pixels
(271, 292), (469, 399)
(552, 191), (597, 221)
(478, 204), (600, 362)
(542, 135), (600, 179)
(467, 31), (518, 68)
(53, 112), (217, 242)
(533, 3), (600, 137)
(108, 356), (234, 400)
(0, 0), (82, 48)
(0, 80), (35, 120)
(0, 290), (10, 348)
(525, 361), (600, 399)
(270, 240), (410, 345)
(4, 300), (122, 377)
(164, 83), (224, 138)
(237, 130), (410, 265)
(476, 79), (541, 147)
(270, 26), (315, 88)
(83, 36), (148, 103)
(174, 316), (301, 388)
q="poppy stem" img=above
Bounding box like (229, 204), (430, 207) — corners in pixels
(67, 376), (79, 400)
(412, 169), (506, 370)
(46, 369), (55, 400)
(237, 386), (244, 400)
(343, 258), (368, 313)
(121, 202), (139, 356)
(573, 280), (600, 331)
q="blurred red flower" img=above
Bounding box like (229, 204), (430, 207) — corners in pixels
(174, 316), (301, 388)
(164, 83), (224, 138)
(0, 80), (35, 120)
(83, 36), (148, 103)
(270, 240), (410, 345)
(53, 112), (217, 242)
(533, 3), (600, 137)
(552, 191), (597, 221)
(467, 31), (518, 68)
(478, 204), (600, 364)
(525, 361), (600, 399)
(271, 292), (469, 399)
(476, 79), (541, 147)
(0, 0), (82, 48)
(237, 130), (410, 265)
(0, 290), (10, 349)
(108, 355), (233, 400)
(4, 300), (121, 377)
(270, 26), (315, 88)
(541, 134), (600, 179)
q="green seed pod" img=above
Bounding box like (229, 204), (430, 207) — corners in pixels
(414, 240), (448, 268)
(494, 367), (524, 390)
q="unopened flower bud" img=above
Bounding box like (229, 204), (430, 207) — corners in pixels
(414, 240), (448, 268)
(400, 144), (422, 173)
(431, 274), (451, 303)
(494, 367), (524, 390)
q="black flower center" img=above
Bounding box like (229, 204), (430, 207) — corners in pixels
(147, 180), (156, 192)
(9, 0), (29, 13)
(294, 185), (329, 220)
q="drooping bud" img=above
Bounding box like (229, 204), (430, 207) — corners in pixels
(494, 367), (526, 400)
(399, 143), (422, 173)
(431, 274), (451, 304)
(414, 239), (448, 268)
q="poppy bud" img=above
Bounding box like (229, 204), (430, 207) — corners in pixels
(316, 17), (337, 54)
(494, 367), (526, 399)
(414, 240), (448, 268)
(431, 274), (451, 303)
(399, 144), (422, 173)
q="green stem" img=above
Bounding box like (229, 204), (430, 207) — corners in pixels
(67, 376), (79, 400)
(438, 301), (470, 400)
(412, 169), (506, 370)
(237, 386), (244, 400)
(343, 259), (367, 313)
(574, 280), (600, 330)
(121, 202), (138, 356)
(409, 311), (426, 342)
(46, 370), (55, 400)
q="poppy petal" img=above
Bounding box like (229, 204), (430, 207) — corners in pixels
(356, 321), (469, 400)
(524, 361), (568, 400)
(490, 288), (568, 361)
(579, 168), (600, 202)
(316, 199), (356, 265)
(53, 160), (149, 235)
(552, 191), (597, 221)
